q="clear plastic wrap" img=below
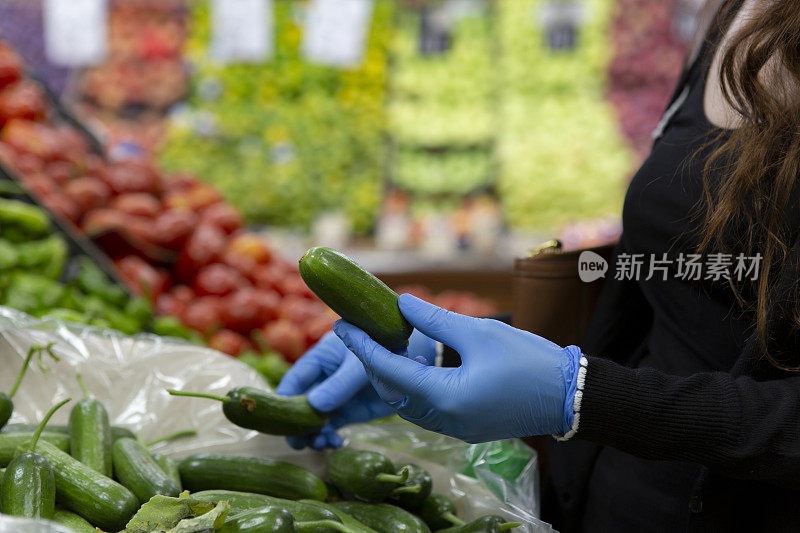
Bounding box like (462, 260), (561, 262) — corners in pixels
(0, 307), (554, 532)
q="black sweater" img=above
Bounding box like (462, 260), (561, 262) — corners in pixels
(543, 23), (800, 533)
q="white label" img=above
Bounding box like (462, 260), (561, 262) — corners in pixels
(43, 0), (108, 67)
(303, 0), (374, 68)
(211, 0), (273, 63)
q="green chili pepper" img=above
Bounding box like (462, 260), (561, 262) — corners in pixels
(2, 273), (65, 314)
(0, 239), (20, 271)
(0, 199), (50, 240)
(17, 236), (67, 279)
(152, 316), (195, 340)
(124, 297), (153, 330)
(40, 309), (90, 324)
(74, 257), (127, 306)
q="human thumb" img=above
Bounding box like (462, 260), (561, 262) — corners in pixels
(398, 293), (476, 352)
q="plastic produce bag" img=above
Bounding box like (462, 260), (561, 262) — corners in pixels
(0, 306), (553, 532)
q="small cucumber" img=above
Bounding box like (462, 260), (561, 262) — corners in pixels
(190, 490), (340, 525)
(50, 508), (97, 533)
(0, 399), (69, 519)
(68, 374), (113, 476)
(330, 501), (431, 533)
(179, 453), (327, 501)
(419, 493), (463, 530)
(388, 463), (432, 511)
(299, 247), (413, 353)
(219, 506), (295, 533)
(3, 423), (135, 441)
(327, 448), (409, 503)
(112, 437), (180, 503)
(168, 387), (326, 436)
(152, 453), (182, 491)
(36, 440), (139, 531)
(300, 500), (380, 533)
(436, 515), (523, 533)
(0, 344), (59, 430)
(0, 432), (70, 465)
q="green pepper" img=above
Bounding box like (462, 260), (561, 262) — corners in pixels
(0, 239), (19, 271)
(0, 199), (49, 240)
(1, 273), (65, 314)
(124, 296), (153, 330)
(17, 236), (67, 279)
(58, 286), (89, 312)
(74, 257), (127, 306)
(239, 351), (290, 388)
(152, 316), (195, 341)
(39, 308), (89, 324)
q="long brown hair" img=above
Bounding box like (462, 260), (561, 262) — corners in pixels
(699, 1), (800, 368)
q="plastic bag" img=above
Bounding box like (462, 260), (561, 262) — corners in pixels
(0, 306), (554, 532)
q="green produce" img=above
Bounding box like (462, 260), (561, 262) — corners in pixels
(74, 256), (127, 306)
(389, 464), (432, 511)
(151, 454), (182, 491)
(436, 515), (522, 533)
(40, 309), (86, 323)
(35, 440), (139, 531)
(16, 236), (67, 279)
(146, 429), (197, 447)
(3, 423), (135, 441)
(0, 198), (50, 240)
(0, 343), (59, 430)
(0, 433), (70, 465)
(300, 500), (380, 533)
(0, 398), (70, 519)
(68, 374), (112, 476)
(50, 508), (96, 533)
(168, 386), (327, 436)
(239, 351), (289, 388)
(219, 505), (352, 533)
(331, 500), (431, 533)
(419, 493), (463, 530)
(152, 315), (200, 341)
(0, 239), (19, 269)
(327, 448), (411, 503)
(299, 247), (412, 353)
(112, 437), (180, 504)
(190, 490), (343, 532)
(179, 453), (327, 501)
(111, 426), (137, 441)
(2, 273), (65, 315)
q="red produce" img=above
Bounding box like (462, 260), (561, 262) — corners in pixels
(0, 45), (22, 89)
(20, 173), (56, 197)
(112, 193), (161, 218)
(181, 296), (223, 336)
(105, 161), (160, 195)
(64, 177), (111, 214)
(199, 203), (242, 234)
(260, 319), (306, 362)
(276, 274), (315, 299)
(304, 313), (337, 345)
(42, 193), (80, 224)
(1, 120), (60, 161)
(0, 81), (47, 124)
(82, 208), (131, 234)
(45, 161), (77, 184)
(125, 215), (158, 246)
(221, 287), (280, 333)
(153, 209), (196, 248)
(170, 285), (195, 306)
(208, 329), (250, 357)
(163, 182), (222, 212)
(115, 255), (169, 302)
(155, 293), (185, 317)
(279, 296), (325, 325)
(226, 233), (273, 265)
(174, 224), (226, 282)
(13, 153), (43, 174)
(193, 263), (248, 297)
(162, 173), (196, 191)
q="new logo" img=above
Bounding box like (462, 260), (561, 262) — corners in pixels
(578, 251), (608, 282)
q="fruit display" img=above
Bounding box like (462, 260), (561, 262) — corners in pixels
(159, 0), (393, 235)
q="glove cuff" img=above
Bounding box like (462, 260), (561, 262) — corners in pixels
(554, 346), (587, 441)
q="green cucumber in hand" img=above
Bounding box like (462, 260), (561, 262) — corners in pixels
(299, 247), (413, 353)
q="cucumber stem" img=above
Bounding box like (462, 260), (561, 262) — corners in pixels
(375, 465), (409, 484)
(443, 512), (464, 526)
(28, 398), (70, 453)
(146, 429), (198, 447)
(294, 520), (353, 533)
(36, 342), (58, 374)
(8, 344), (55, 398)
(167, 389), (229, 403)
(499, 523), (523, 531)
(392, 484), (422, 495)
(76, 373), (91, 399)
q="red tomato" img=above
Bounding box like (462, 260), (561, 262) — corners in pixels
(279, 296), (326, 325)
(163, 182), (222, 213)
(0, 81), (47, 124)
(155, 293), (185, 317)
(276, 274), (315, 299)
(42, 193), (80, 224)
(304, 313), (337, 345)
(105, 161), (160, 195)
(82, 208), (130, 235)
(181, 296), (223, 336)
(13, 152), (44, 174)
(251, 263), (288, 293)
(115, 255), (169, 302)
(162, 173), (197, 191)
(45, 161), (77, 184)
(0, 46), (22, 89)
(20, 173), (56, 198)
(193, 263), (249, 297)
(174, 224), (226, 282)
(111, 193), (161, 218)
(125, 216), (158, 246)
(64, 177), (112, 214)
(221, 287), (280, 333)
(153, 209), (197, 249)
(0, 120), (59, 161)
(199, 203), (242, 234)
(260, 319), (306, 362)
(225, 233), (272, 264)
(169, 285), (195, 306)
(208, 329), (250, 357)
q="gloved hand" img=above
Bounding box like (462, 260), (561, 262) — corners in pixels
(333, 294), (583, 443)
(275, 328), (437, 449)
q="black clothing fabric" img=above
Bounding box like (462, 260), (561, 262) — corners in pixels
(543, 17), (800, 533)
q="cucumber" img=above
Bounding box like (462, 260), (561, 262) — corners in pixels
(3, 423), (135, 441)
(327, 448), (409, 503)
(299, 247), (413, 353)
(168, 387), (326, 436)
(152, 453), (182, 491)
(68, 374), (113, 476)
(179, 453), (327, 501)
(190, 490), (339, 522)
(388, 463), (432, 511)
(419, 493), (463, 530)
(218, 506), (295, 533)
(330, 501), (431, 533)
(0, 432), (70, 465)
(436, 515), (523, 533)
(112, 437), (180, 503)
(0, 399), (69, 519)
(36, 440), (139, 531)
(50, 508), (96, 533)
(300, 500), (380, 533)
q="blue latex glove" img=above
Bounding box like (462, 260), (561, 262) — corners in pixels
(275, 329), (437, 450)
(333, 294), (583, 443)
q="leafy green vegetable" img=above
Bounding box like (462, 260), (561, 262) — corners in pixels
(123, 493), (227, 533)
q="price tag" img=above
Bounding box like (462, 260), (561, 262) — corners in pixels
(43, 0), (108, 66)
(538, 1), (587, 52)
(302, 0), (374, 68)
(211, 0), (273, 63)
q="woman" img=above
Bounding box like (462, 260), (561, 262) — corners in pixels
(277, 1), (800, 530)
